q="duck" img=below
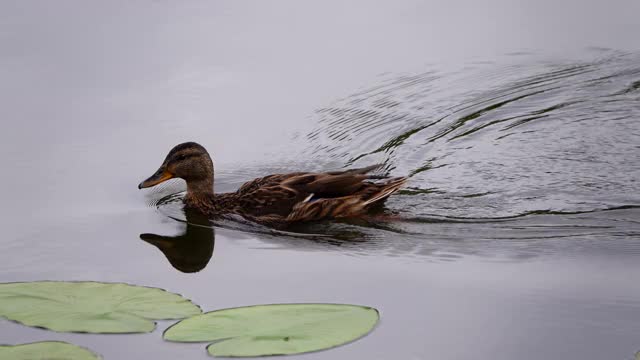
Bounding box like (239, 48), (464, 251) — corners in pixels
(138, 142), (407, 228)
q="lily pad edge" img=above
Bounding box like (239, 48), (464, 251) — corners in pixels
(0, 340), (102, 360)
(163, 302), (380, 342)
(0, 280), (203, 334)
(164, 302), (381, 357)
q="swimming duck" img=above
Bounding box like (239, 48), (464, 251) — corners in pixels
(138, 142), (407, 228)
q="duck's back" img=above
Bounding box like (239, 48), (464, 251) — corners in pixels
(226, 165), (405, 223)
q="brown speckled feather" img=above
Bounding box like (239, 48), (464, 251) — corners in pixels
(139, 142), (406, 228)
(198, 165), (407, 227)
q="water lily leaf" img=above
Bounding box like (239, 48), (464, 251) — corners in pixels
(164, 303), (379, 357)
(0, 281), (201, 333)
(0, 341), (100, 360)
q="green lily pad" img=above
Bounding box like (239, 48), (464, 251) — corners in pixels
(164, 303), (379, 357)
(0, 341), (100, 360)
(0, 281), (201, 333)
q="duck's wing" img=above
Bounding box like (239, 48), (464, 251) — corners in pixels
(235, 164), (383, 194)
(234, 165), (405, 224)
(235, 165), (384, 202)
(285, 177), (407, 222)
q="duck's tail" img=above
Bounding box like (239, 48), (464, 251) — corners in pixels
(363, 177), (407, 206)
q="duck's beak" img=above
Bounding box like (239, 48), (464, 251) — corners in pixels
(138, 166), (174, 189)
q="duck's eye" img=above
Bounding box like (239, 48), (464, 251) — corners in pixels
(176, 154), (187, 161)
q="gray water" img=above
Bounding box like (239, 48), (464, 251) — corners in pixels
(1, 1), (640, 359)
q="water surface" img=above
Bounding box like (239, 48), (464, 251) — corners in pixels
(1, 1), (640, 360)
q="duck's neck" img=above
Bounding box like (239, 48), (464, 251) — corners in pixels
(182, 152), (217, 211)
(185, 178), (215, 205)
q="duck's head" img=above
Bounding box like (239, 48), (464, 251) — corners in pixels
(138, 142), (214, 190)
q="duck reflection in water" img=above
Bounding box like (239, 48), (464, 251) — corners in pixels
(139, 208), (214, 273)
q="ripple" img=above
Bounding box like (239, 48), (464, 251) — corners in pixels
(303, 51), (640, 220)
(140, 51), (640, 262)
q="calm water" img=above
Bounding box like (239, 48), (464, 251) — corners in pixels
(1, 1), (640, 359)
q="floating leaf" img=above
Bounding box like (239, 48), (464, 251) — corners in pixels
(0, 281), (201, 333)
(0, 341), (100, 360)
(164, 303), (379, 357)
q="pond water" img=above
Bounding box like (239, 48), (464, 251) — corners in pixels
(1, 1), (640, 359)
